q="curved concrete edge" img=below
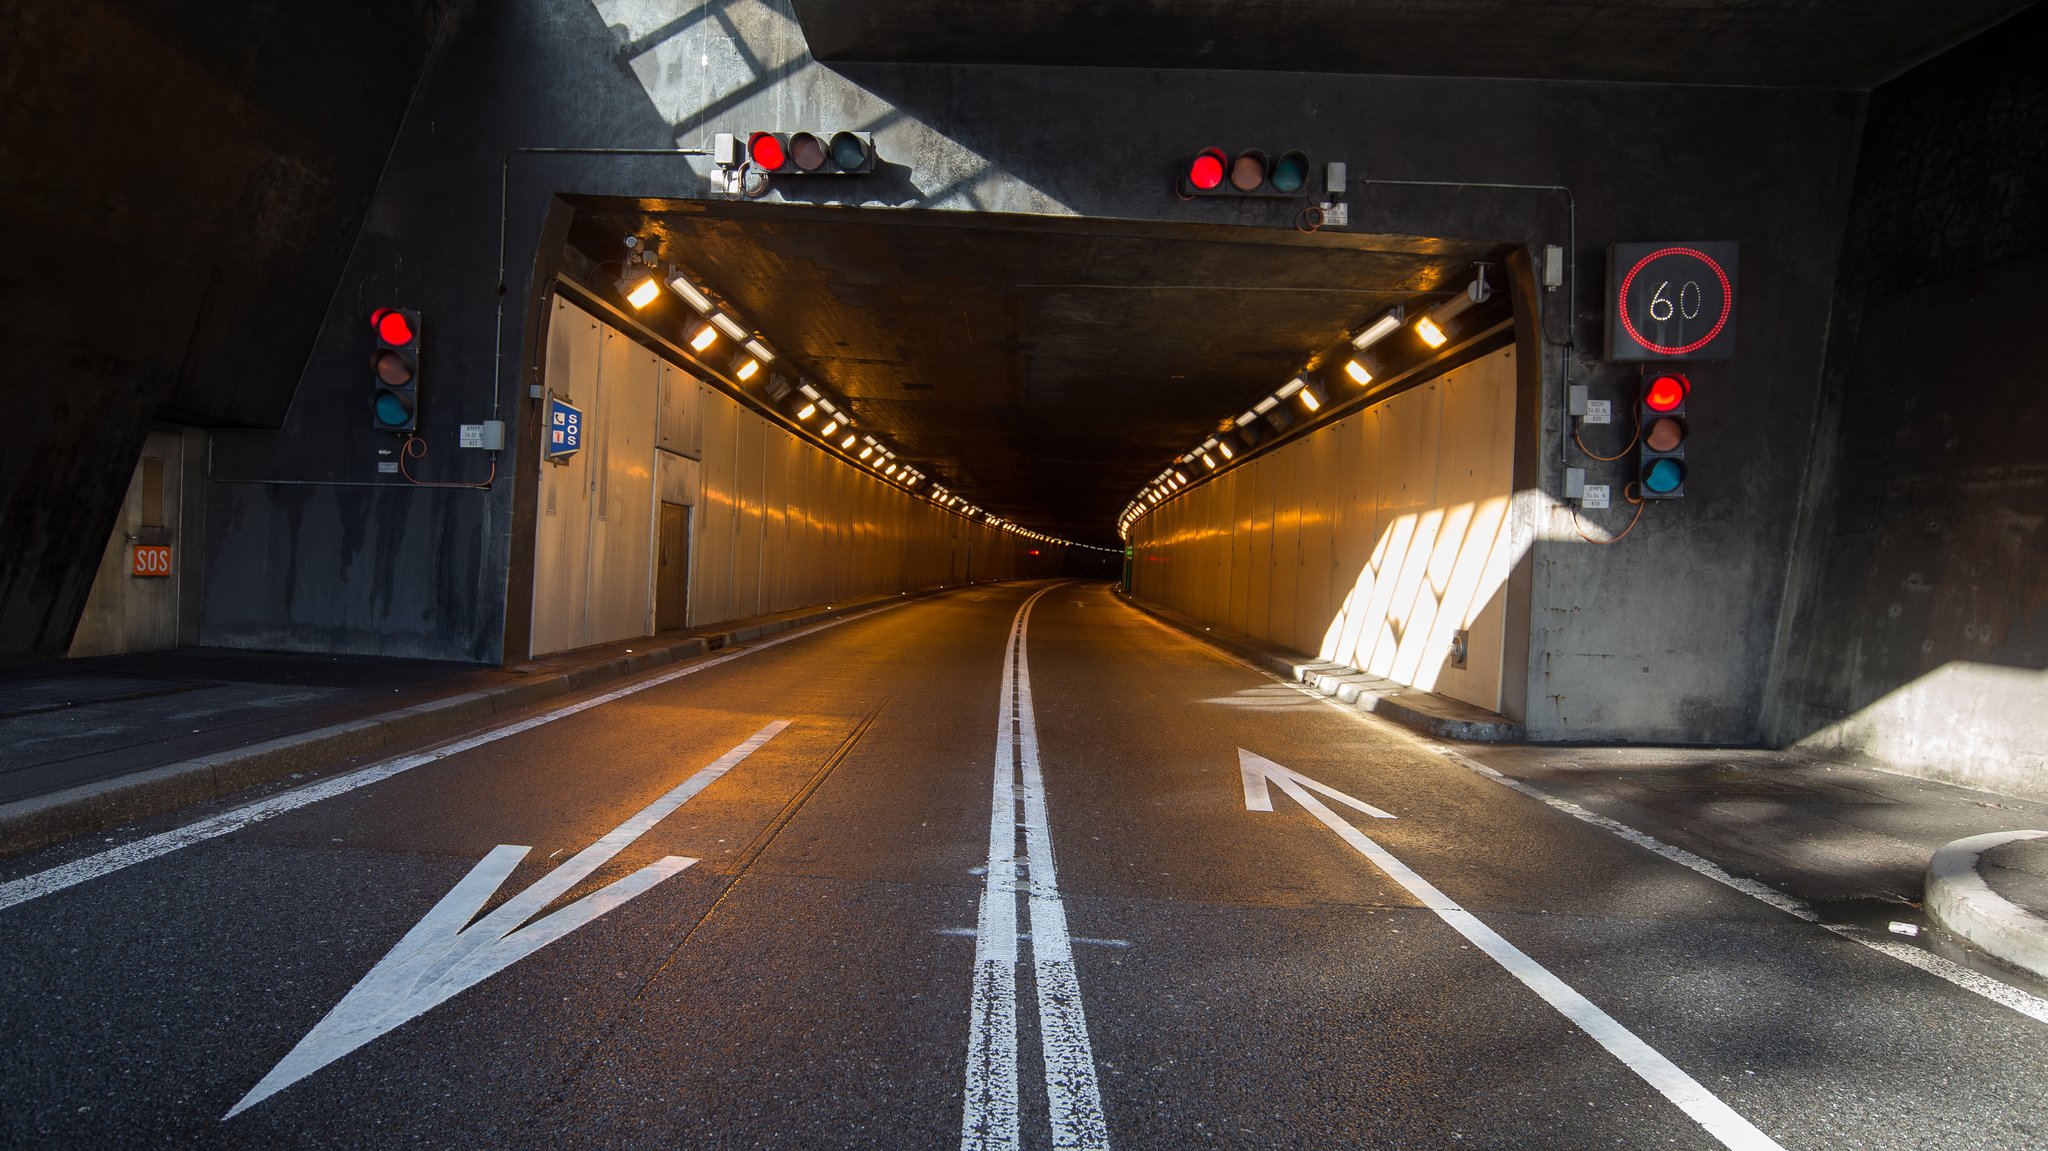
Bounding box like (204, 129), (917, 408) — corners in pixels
(1926, 829), (2048, 982)
(0, 585), (975, 859)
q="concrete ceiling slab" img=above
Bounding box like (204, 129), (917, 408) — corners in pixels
(792, 0), (2036, 89)
(568, 201), (1499, 545)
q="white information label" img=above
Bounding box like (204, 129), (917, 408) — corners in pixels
(459, 424), (483, 448)
(377, 461), (399, 474)
(1585, 399), (1613, 425)
(1582, 484), (1611, 510)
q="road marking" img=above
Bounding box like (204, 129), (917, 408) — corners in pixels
(0, 603), (902, 913)
(1241, 748), (1785, 1151)
(224, 722), (788, 1119)
(1124, 599), (2048, 1030)
(1427, 747), (2048, 1027)
(1240, 748), (1395, 819)
(963, 583), (1111, 1151)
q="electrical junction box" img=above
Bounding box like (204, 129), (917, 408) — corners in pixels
(459, 420), (506, 450)
(713, 132), (741, 167)
(1564, 467), (1586, 499)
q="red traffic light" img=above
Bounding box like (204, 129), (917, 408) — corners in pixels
(1179, 147), (1314, 198)
(372, 308), (415, 346)
(1645, 374), (1689, 412)
(748, 131), (786, 169)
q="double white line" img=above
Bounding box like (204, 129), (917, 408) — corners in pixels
(962, 584), (1111, 1151)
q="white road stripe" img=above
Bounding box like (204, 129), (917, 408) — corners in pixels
(1429, 746), (2048, 1027)
(1124, 603), (2048, 1029)
(1264, 769), (1785, 1151)
(0, 605), (902, 913)
(963, 584), (1111, 1151)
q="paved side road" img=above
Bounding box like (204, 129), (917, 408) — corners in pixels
(2, 581), (2045, 1149)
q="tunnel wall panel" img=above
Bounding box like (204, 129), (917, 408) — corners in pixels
(531, 299), (1017, 654)
(1133, 350), (1516, 714)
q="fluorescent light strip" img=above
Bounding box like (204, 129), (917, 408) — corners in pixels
(710, 313), (748, 341)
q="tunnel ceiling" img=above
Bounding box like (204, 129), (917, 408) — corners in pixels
(791, 0), (2034, 88)
(567, 201), (1496, 546)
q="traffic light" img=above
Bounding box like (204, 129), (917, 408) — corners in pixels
(1178, 147), (1311, 198)
(370, 307), (420, 433)
(746, 131), (876, 174)
(1637, 372), (1689, 499)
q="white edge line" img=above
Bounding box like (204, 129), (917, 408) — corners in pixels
(1115, 602), (2048, 1028)
(0, 604), (906, 913)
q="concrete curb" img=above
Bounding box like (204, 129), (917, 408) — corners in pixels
(1926, 829), (2048, 981)
(1116, 592), (1525, 743)
(0, 590), (942, 858)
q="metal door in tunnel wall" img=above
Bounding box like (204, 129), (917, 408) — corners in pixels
(657, 502), (688, 632)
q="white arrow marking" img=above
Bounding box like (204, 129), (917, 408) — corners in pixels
(1239, 749), (1395, 819)
(225, 720), (789, 1119)
(1240, 747), (1784, 1151)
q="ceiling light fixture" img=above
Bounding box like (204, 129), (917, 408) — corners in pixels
(618, 271), (661, 310)
(1351, 308), (1404, 351)
(1416, 266), (1491, 349)
(666, 270), (714, 313)
(685, 320), (719, 352)
(710, 313), (748, 342)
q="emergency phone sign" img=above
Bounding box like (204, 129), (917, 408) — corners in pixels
(545, 395), (583, 463)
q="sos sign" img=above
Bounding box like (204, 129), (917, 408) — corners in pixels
(1606, 242), (1737, 361)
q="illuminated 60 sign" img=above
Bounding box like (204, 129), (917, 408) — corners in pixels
(1605, 242), (1738, 361)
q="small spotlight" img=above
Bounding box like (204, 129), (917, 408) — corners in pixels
(618, 273), (661, 310)
(1344, 358), (1374, 385)
(1201, 453), (1216, 469)
(686, 320), (719, 352)
(797, 402), (818, 420)
(859, 444), (875, 459)
(1414, 316), (1448, 348)
(735, 358), (760, 382)
(820, 419), (840, 437)
(1219, 441), (1235, 460)
(1299, 382), (1325, 412)
(841, 433), (857, 448)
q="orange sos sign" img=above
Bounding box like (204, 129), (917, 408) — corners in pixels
(131, 546), (173, 577)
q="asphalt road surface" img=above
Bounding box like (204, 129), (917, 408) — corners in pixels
(3, 581), (2045, 1149)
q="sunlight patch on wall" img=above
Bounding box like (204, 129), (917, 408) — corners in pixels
(1321, 495), (1513, 693)
(1795, 662), (2048, 799)
(590, 0), (1076, 215)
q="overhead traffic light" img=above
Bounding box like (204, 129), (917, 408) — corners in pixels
(1179, 147), (1312, 198)
(746, 131), (876, 174)
(1637, 372), (1689, 499)
(370, 307), (420, 433)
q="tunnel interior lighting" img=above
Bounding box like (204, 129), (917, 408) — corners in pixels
(1414, 315), (1448, 348)
(618, 272), (661, 310)
(1201, 453), (1216, 469)
(1276, 376), (1306, 400)
(1218, 441), (1235, 460)
(1236, 410), (1259, 427)
(798, 383), (821, 401)
(735, 358), (760, 382)
(1344, 358), (1374, 385)
(710, 313), (748, 342)
(744, 339), (774, 362)
(820, 420), (840, 437)
(1299, 381), (1325, 412)
(841, 433), (858, 448)
(686, 320), (719, 352)
(796, 402), (817, 420)
(1351, 309), (1404, 351)
(667, 272), (713, 313)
